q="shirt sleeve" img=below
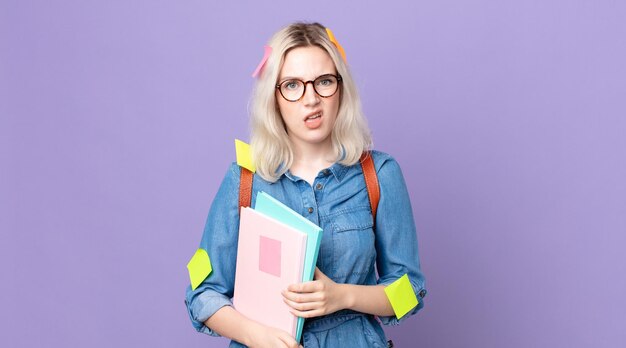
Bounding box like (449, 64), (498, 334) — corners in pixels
(185, 163), (241, 336)
(373, 153), (427, 326)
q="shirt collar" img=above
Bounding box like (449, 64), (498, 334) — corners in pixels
(282, 161), (350, 183)
(327, 161), (349, 182)
(283, 170), (298, 182)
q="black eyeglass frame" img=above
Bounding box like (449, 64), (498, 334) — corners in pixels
(275, 74), (343, 102)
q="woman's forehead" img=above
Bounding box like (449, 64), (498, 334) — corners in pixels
(279, 46), (336, 79)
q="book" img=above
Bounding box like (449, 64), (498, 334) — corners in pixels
(254, 191), (323, 342)
(233, 207), (307, 337)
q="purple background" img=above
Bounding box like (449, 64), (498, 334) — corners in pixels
(2, 1), (625, 347)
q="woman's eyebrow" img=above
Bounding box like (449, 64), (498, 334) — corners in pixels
(278, 73), (335, 82)
(278, 76), (301, 81)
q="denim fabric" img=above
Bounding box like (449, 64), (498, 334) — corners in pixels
(185, 150), (426, 346)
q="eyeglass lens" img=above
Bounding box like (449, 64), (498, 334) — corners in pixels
(279, 75), (339, 101)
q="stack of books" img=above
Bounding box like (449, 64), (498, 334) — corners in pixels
(233, 191), (323, 343)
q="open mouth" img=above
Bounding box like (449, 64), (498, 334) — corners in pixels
(304, 112), (323, 129)
(305, 113), (322, 122)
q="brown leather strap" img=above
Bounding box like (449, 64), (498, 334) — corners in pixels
(239, 167), (254, 210)
(360, 151), (380, 226)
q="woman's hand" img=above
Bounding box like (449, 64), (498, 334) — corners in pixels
(282, 267), (349, 318)
(246, 321), (302, 348)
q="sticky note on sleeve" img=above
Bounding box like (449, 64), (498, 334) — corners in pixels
(384, 274), (419, 319)
(235, 139), (256, 173)
(187, 248), (212, 290)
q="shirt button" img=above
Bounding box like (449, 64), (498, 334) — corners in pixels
(307, 207), (314, 213)
(315, 183), (323, 190)
(323, 169), (330, 175)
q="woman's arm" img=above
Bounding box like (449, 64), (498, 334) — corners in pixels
(205, 306), (300, 348)
(341, 283), (395, 317)
(185, 164), (301, 347)
(371, 154), (426, 324)
(282, 268), (394, 318)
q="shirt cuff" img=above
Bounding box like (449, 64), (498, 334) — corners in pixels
(186, 291), (233, 336)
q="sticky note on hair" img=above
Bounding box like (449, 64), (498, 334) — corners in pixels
(235, 139), (256, 173)
(384, 274), (419, 319)
(325, 28), (347, 62)
(251, 45), (272, 78)
(187, 248), (212, 290)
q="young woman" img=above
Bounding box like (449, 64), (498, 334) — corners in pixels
(185, 22), (426, 348)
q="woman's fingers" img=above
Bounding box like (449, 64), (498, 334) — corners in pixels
(282, 267), (341, 319)
(277, 330), (300, 348)
(282, 289), (325, 303)
(287, 279), (323, 293)
(283, 297), (324, 311)
(314, 267), (328, 280)
(289, 307), (325, 318)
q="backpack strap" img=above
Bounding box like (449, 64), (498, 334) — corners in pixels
(239, 167), (254, 210)
(238, 152), (380, 226)
(359, 151), (380, 226)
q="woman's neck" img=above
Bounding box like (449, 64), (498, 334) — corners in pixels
(290, 141), (335, 185)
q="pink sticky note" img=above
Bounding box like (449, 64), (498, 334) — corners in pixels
(251, 45), (272, 78)
(259, 235), (281, 277)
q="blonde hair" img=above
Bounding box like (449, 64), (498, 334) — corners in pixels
(250, 22), (372, 182)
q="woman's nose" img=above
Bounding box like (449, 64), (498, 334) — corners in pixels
(302, 81), (320, 106)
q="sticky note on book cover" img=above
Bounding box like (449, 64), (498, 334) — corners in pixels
(235, 139), (256, 173)
(187, 248), (212, 290)
(384, 274), (418, 319)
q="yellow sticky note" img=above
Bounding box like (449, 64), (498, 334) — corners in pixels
(187, 248), (212, 290)
(384, 274), (418, 319)
(235, 139), (256, 173)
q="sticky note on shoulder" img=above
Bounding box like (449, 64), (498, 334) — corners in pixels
(187, 248), (212, 290)
(384, 274), (418, 319)
(235, 139), (256, 173)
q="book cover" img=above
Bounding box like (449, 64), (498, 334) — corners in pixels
(254, 191), (323, 342)
(233, 207), (307, 337)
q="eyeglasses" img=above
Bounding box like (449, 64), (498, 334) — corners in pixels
(276, 74), (342, 102)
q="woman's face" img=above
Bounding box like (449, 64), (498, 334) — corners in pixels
(276, 46), (340, 149)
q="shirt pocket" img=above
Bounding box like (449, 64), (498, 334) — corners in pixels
(329, 207), (376, 279)
(331, 205), (375, 233)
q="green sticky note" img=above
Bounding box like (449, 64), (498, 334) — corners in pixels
(187, 248), (212, 290)
(235, 139), (256, 173)
(384, 274), (419, 319)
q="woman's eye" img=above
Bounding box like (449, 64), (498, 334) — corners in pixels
(318, 79), (333, 86)
(284, 81), (299, 90)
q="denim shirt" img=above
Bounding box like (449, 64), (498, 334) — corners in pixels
(185, 150), (426, 347)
